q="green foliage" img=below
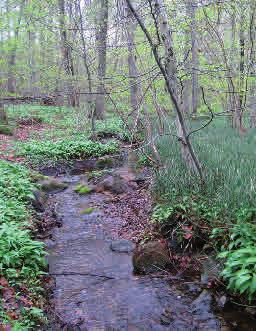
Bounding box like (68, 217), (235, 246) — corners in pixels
(152, 118), (256, 299)
(151, 204), (173, 223)
(0, 160), (47, 328)
(74, 184), (92, 195)
(17, 139), (118, 165)
(218, 221), (256, 300)
(0, 222), (46, 278)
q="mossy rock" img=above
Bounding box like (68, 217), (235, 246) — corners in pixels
(39, 178), (68, 192)
(0, 125), (13, 135)
(74, 184), (92, 195)
(80, 207), (95, 215)
(30, 171), (49, 182)
(96, 157), (114, 169)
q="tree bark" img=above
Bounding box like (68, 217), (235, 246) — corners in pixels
(7, 0), (25, 94)
(95, 0), (108, 120)
(58, 0), (77, 107)
(189, 0), (199, 114)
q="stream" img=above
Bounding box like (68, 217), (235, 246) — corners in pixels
(42, 155), (256, 331)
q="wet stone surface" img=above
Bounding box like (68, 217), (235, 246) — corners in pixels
(46, 168), (221, 331)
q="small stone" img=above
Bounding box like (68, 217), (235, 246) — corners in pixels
(110, 240), (136, 253)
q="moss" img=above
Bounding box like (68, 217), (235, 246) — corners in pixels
(80, 207), (95, 215)
(0, 125), (13, 135)
(74, 184), (92, 195)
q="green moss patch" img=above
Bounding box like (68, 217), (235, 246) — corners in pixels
(74, 184), (92, 195)
(80, 207), (95, 215)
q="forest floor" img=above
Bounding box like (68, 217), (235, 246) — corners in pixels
(0, 105), (256, 330)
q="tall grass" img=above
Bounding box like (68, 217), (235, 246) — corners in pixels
(153, 117), (256, 223)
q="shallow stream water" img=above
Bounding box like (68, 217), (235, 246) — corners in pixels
(44, 159), (256, 331)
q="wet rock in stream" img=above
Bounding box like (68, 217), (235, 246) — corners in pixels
(110, 239), (135, 253)
(46, 169), (221, 331)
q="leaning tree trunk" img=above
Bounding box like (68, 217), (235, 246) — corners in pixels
(95, 0), (108, 120)
(126, 0), (203, 179)
(153, 0), (203, 177)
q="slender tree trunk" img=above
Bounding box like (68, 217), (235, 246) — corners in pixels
(189, 0), (199, 114)
(28, 30), (37, 95)
(0, 101), (8, 124)
(249, 1), (256, 126)
(125, 2), (141, 128)
(7, 0), (25, 94)
(95, 0), (108, 119)
(127, 0), (203, 179)
(75, 0), (95, 133)
(58, 0), (77, 107)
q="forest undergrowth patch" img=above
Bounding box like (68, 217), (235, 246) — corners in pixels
(150, 118), (256, 301)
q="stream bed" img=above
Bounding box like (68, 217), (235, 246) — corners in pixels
(43, 158), (256, 331)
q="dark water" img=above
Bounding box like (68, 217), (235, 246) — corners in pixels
(45, 167), (256, 331)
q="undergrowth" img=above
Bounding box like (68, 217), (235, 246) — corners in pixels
(0, 160), (47, 329)
(151, 118), (256, 300)
(16, 139), (118, 166)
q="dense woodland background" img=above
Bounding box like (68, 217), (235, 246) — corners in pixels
(0, 0), (256, 328)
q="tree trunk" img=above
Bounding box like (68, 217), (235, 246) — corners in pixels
(126, 0), (203, 179)
(95, 0), (108, 120)
(0, 102), (8, 125)
(7, 0), (25, 94)
(189, 0), (199, 114)
(249, 1), (256, 127)
(58, 0), (77, 107)
(125, 2), (141, 128)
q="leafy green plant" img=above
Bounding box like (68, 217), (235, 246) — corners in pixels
(218, 221), (256, 300)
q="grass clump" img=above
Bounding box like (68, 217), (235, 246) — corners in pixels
(17, 139), (118, 166)
(74, 184), (92, 195)
(0, 160), (47, 329)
